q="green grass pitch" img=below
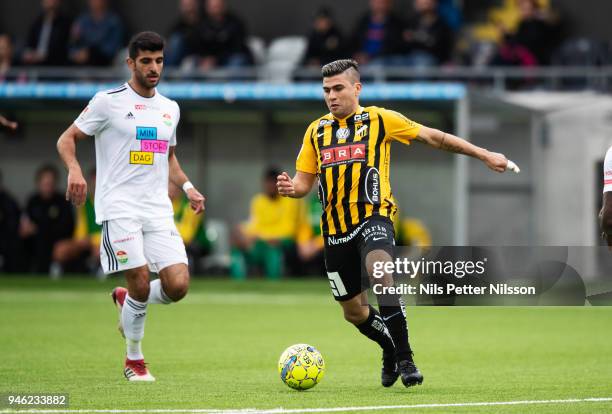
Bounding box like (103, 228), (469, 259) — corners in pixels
(0, 276), (611, 414)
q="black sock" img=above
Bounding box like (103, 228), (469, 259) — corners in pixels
(378, 295), (413, 362)
(355, 305), (395, 354)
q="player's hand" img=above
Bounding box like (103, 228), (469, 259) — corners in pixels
(0, 116), (17, 131)
(66, 169), (87, 206)
(601, 232), (612, 252)
(186, 188), (205, 214)
(276, 172), (295, 197)
(483, 151), (518, 173)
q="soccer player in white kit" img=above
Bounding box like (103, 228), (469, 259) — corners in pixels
(600, 146), (612, 249)
(57, 32), (205, 381)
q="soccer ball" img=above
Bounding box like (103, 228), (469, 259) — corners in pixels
(278, 344), (325, 390)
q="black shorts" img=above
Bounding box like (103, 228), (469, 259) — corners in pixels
(323, 215), (395, 301)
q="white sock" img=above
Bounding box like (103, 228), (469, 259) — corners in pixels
(121, 294), (147, 360)
(148, 279), (172, 304)
(126, 339), (143, 361)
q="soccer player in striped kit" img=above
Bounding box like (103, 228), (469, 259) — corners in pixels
(277, 59), (515, 388)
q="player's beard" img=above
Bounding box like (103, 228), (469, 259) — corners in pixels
(134, 69), (160, 91)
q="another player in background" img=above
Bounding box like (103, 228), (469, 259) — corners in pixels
(51, 168), (102, 277)
(277, 59), (515, 388)
(599, 146), (612, 249)
(231, 167), (302, 279)
(56, 31), (205, 381)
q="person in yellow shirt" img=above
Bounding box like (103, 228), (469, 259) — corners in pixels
(394, 214), (432, 254)
(51, 169), (101, 276)
(296, 190), (325, 275)
(231, 167), (302, 279)
(169, 182), (212, 273)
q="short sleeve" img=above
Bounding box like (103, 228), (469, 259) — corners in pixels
(382, 109), (422, 145)
(170, 101), (180, 146)
(296, 122), (318, 174)
(74, 92), (108, 136)
(603, 147), (612, 193)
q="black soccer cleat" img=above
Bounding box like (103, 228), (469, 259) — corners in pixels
(398, 359), (424, 387)
(381, 351), (399, 387)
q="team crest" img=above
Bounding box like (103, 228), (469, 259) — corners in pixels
(116, 250), (128, 265)
(336, 128), (350, 140)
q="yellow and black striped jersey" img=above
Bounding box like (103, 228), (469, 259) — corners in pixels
(296, 106), (422, 236)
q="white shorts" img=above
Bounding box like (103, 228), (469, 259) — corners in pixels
(100, 216), (188, 275)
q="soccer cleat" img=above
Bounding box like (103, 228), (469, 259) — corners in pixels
(398, 359), (424, 387)
(124, 358), (155, 382)
(111, 287), (127, 338)
(381, 350), (399, 387)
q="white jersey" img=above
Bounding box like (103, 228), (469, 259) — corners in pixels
(604, 146), (612, 193)
(74, 83), (180, 224)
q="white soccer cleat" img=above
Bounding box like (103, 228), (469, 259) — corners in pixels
(124, 359), (156, 382)
(506, 160), (520, 173)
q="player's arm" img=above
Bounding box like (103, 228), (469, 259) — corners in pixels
(416, 126), (511, 173)
(168, 146), (205, 214)
(57, 124), (89, 206)
(599, 193), (612, 250)
(280, 122), (319, 198)
(277, 171), (316, 198)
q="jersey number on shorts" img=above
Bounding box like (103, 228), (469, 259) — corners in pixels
(327, 271), (347, 297)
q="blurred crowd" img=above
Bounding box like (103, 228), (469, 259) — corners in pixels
(0, 165), (431, 278)
(0, 0), (581, 81)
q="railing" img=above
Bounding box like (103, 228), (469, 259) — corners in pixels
(2, 65), (612, 92)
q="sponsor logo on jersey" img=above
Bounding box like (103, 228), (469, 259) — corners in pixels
(336, 128), (350, 140)
(116, 250), (128, 264)
(140, 139), (168, 153)
(130, 151), (154, 165)
(134, 104), (160, 111)
(354, 112), (369, 122)
(364, 167), (380, 204)
(136, 126), (157, 140)
(321, 143), (366, 167)
(319, 119), (334, 127)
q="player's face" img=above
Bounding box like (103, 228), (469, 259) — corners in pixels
(128, 50), (164, 90)
(322, 73), (361, 118)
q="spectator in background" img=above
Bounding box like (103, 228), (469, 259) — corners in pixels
(166, 0), (202, 67)
(197, 0), (253, 69)
(50, 169), (100, 277)
(22, 0), (72, 66)
(0, 33), (14, 80)
(295, 191), (324, 276)
(230, 167), (302, 280)
(303, 7), (345, 67)
(0, 169), (23, 273)
(20, 165), (74, 274)
(69, 0), (124, 66)
(349, 0), (404, 65)
(169, 181), (212, 274)
(494, 0), (559, 67)
(401, 0), (453, 66)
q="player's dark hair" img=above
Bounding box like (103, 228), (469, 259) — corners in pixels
(35, 164), (59, 183)
(321, 59), (360, 80)
(128, 31), (165, 60)
(264, 167), (281, 181)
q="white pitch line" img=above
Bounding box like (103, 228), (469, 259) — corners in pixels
(1, 397), (611, 414)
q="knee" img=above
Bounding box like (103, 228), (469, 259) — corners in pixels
(343, 305), (369, 325)
(165, 275), (190, 302)
(130, 278), (150, 302)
